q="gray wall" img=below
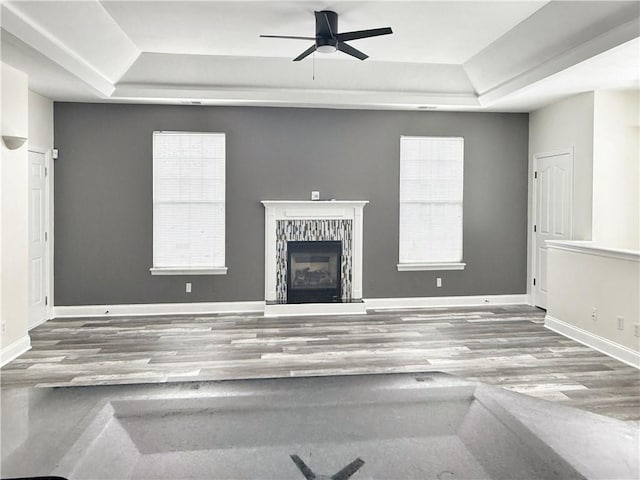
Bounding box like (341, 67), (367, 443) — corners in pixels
(54, 103), (529, 305)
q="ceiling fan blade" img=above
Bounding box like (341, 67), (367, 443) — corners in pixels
(290, 455), (317, 480)
(337, 42), (368, 60)
(293, 44), (317, 61)
(260, 35), (316, 40)
(331, 457), (365, 480)
(336, 27), (393, 42)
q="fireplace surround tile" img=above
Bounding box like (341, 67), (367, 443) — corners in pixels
(276, 219), (353, 302)
(262, 201), (368, 314)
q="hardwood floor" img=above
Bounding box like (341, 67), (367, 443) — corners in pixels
(1, 305), (638, 422)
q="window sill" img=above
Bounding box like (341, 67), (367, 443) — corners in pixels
(150, 267), (228, 276)
(397, 262), (466, 271)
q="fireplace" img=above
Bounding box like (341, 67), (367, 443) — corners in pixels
(262, 200), (368, 316)
(287, 241), (342, 304)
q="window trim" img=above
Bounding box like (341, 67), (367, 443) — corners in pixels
(397, 135), (465, 272)
(397, 262), (466, 272)
(151, 131), (227, 276)
(150, 267), (228, 276)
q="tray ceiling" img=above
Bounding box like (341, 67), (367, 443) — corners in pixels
(1, 1), (638, 111)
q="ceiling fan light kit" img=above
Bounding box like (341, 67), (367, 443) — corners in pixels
(316, 38), (337, 53)
(260, 10), (393, 61)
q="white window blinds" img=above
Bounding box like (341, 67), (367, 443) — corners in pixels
(152, 132), (226, 274)
(399, 136), (464, 267)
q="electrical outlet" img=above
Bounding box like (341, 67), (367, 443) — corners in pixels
(1, 322), (5, 334)
(436, 277), (442, 288)
(186, 282), (192, 293)
(311, 191), (320, 200)
(617, 316), (624, 331)
(591, 307), (597, 322)
(634, 325), (640, 337)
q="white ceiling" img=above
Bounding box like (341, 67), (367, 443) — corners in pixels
(1, 0), (638, 111)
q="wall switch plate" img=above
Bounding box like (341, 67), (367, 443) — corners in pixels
(617, 316), (624, 331)
(591, 307), (597, 322)
(436, 277), (442, 288)
(311, 191), (320, 200)
(186, 282), (192, 293)
(634, 325), (640, 337)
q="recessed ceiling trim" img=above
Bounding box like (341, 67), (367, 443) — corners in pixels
(1, 3), (115, 97)
(477, 17), (640, 106)
(113, 83), (480, 109)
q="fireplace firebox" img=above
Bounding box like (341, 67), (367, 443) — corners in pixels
(287, 241), (342, 304)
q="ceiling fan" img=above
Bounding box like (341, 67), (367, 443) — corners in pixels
(260, 10), (393, 61)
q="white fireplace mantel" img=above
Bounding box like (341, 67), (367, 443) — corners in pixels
(262, 200), (368, 316)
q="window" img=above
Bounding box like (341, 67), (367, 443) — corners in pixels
(150, 131), (227, 275)
(398, 136), (465, 271)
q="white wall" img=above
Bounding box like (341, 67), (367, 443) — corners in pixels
(529, 92), (595, 241)
(527, 92), (595, 298)
(592, 90), (640, 250)
(28, 90), (55, 320)
(1, 63), (30, 360)
(531, 91), (640, 367)
(547, 244), (639, 364)
(28, 90), (53, 152)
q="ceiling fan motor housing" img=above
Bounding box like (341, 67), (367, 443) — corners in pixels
(315, 11), (339, 52)
(316, 10), (339, 37)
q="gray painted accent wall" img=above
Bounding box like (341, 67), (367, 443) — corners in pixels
(53, 103), (528, 305)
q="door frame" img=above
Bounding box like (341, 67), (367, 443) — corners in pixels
(531, 147), (574, 308)
(28, 146), (54, 327)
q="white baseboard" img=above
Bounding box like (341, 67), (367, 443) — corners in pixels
(53, 295), (531, 319)
(364, 294), (529, 310)
(54, 301), (265, 318)
(526, 294), (534, 307)
(545, 315), (640, 369)
(1, 335), (31, 367)
(29, 315), (50, 330)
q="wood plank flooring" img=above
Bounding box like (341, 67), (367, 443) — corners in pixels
(1, 305), (638, 422)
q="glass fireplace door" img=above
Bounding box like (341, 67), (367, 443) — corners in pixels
(287, 241), (342, 303)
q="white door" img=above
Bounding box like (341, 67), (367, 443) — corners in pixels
(29, 150), (48, 329)
(533, 149), (573, 309)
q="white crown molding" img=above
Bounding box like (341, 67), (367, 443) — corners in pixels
(1, 2), (115, 97)
(545, 315), (639, 369)
(475, 18), (640, 105)
(1, 335), (31, 367)
(112, 83), (481, 110)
